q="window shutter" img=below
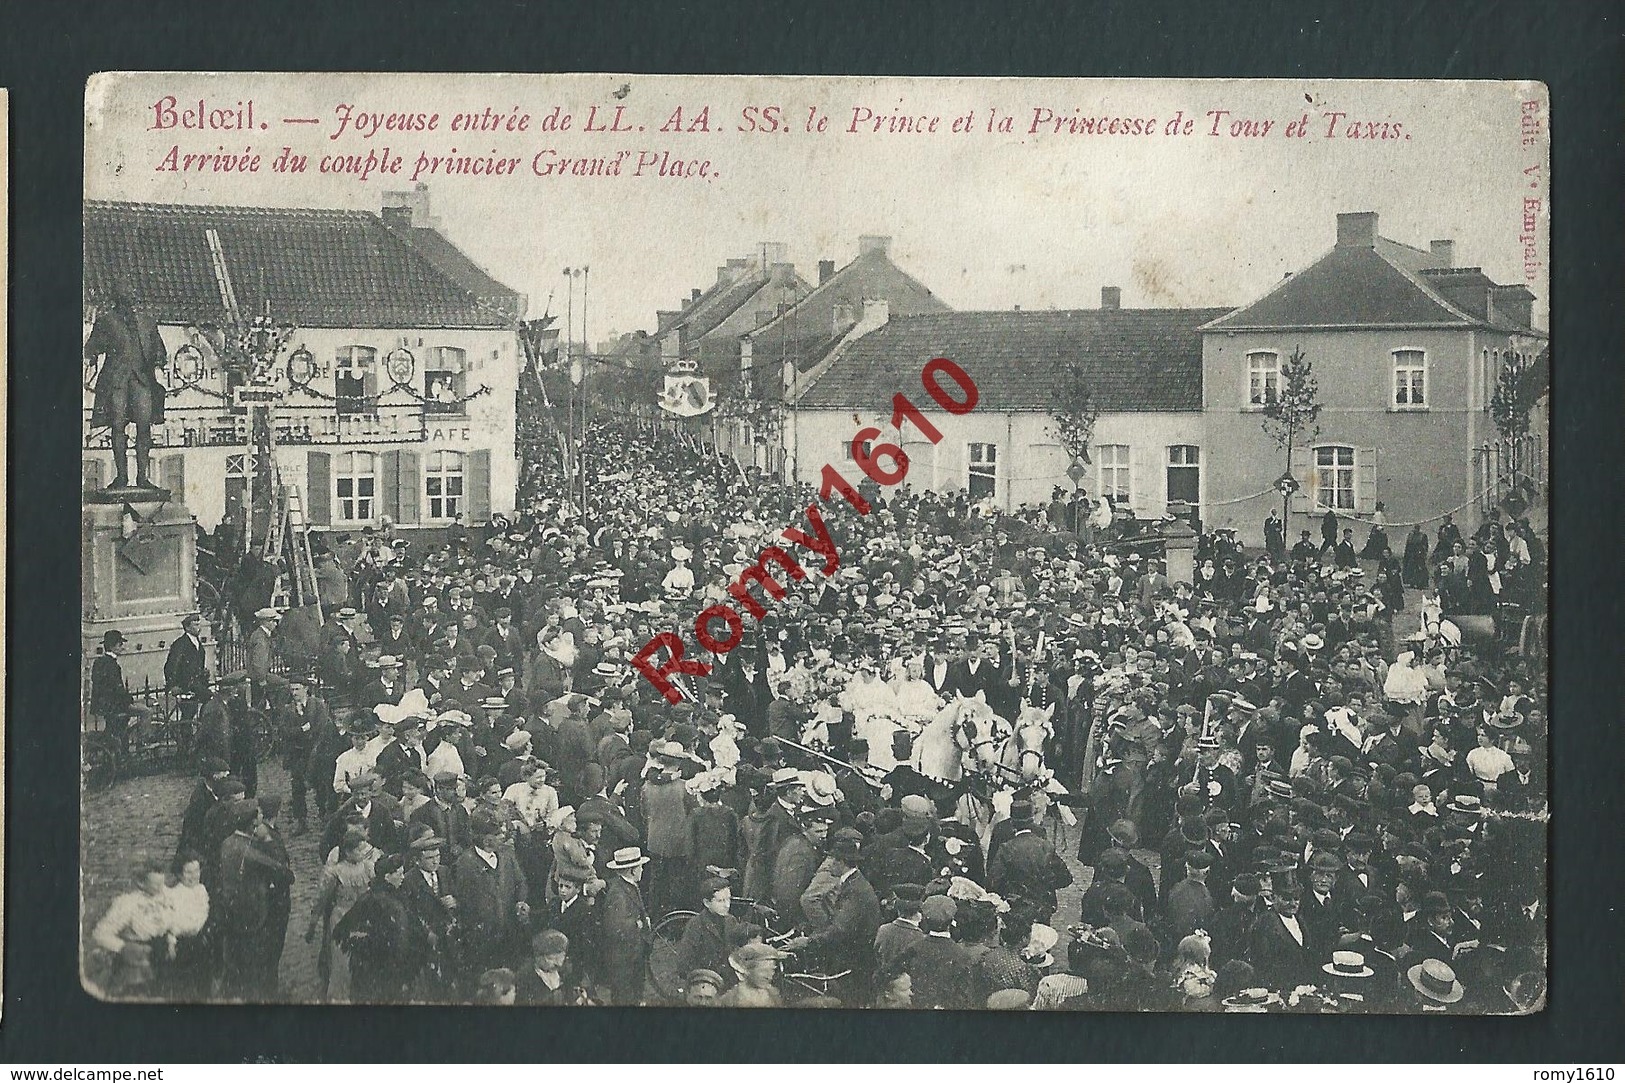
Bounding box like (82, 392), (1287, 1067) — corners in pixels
(379, 450), (401, 521)
(84, 458), (105, 492)
(1356, 448), (1378, 515)
(1129, 445), (1158, 517)
(362, 359), (380, 401)
(306, 451), (331, 526)
(1290, 447), (1314, 515)
(398, 450), (421, 525)
(161, 454), (186, 497)
(468, 448), (492, 524)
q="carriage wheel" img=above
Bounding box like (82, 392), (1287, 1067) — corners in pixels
(646, 910), (697, 1001)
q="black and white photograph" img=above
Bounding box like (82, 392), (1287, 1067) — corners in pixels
(79, 73), (1549, 1014)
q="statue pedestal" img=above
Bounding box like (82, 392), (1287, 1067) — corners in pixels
(83, 493), (208, 694)
(1162, 518), (1199, 584)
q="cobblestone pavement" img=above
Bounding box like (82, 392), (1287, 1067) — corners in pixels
(82, 759), (327, 1003)
(84, 760), (1139, 1004)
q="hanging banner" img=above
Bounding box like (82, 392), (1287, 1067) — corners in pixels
(658, 373), (714, 417)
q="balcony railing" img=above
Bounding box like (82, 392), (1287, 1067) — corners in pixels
(83, 404), (428, 449)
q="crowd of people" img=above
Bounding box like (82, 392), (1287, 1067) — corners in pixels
(86, 415), (1547, 1012)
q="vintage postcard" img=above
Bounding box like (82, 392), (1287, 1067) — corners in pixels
(81, 73), (1548, 1013)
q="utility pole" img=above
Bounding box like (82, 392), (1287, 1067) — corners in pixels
(581, 265), (590, 509)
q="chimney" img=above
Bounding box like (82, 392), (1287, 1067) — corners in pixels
(832, 302), (856, 335)
(1336, 211), (1379, 248)
(818, 259), (836, 284)
(1100, 286), (1122, 311)
(382, 182), (437, 229)
(855, 298), (890, 335)
(858, 235), (892, 257)
(769, 261), (797, 285)
(691, 288), (703, 303)
(759, 241), (789, 267)
(1430, 239), (1456, 267)
(1489, 285), (1535, 330)
(656, 310), (681, 333)
(719, 258), (750, 285)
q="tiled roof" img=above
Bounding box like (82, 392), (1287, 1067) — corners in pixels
(383, 221), (526, 321)
(85, 200), (519, 329)
(656, 268), (772, 347)
(1204, 242), (1474, 331)
(797, 308), (1232, 412)
(745, 249), (948, 342)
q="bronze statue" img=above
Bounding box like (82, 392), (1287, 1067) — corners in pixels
(85, 281), (168, 490)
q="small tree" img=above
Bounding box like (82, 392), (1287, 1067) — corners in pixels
(1049, 364), (1100, 485)
(1259, 346), (1323, 530)
(1490, 351), (1538, 481)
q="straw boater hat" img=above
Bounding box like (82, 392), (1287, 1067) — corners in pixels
(1407, 959), (1464, 1004)
(1221, 988), (1283, 1012)
(606, 846), (650, 871)
(1323, 950), (1375, 979)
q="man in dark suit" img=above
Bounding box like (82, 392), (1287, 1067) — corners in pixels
(988, 806), (1074, 922)
(212, 800), (290, 1000)
(484, 608), (527, 674)
(1399, 892), (1460, 973)
(274, 674), (330, 834)
(539, 868), (602, 989)
(577, 775), (640, 875)
(374, 613), (417, 666)
(1208, 873), (1263, 968)
(303, 704), (350, 823)
(1248, 880), (1314, 990)
(194, 674), (257, 796)
(400, 835), (458, 994)
(921, 638), (956, 696)
(90, 630), (149, 755)
(553, 708), (598, 804)
(945, 638), (1000, 701)
(1164, 849), (1218, 942)
(598, 847), (653, 1006)
(451, 816), (531, 982)
(1299, 851), (1345, 959)
(372, 716), (431, 796)
(164, 614), (213, 716)
(722, 653), (772, 730)
(175, 757), (233, 872)
(357, 656), (411, 711)
(899, 895), (974, 1009)
(782, 831), (881, 1001)
(322, 771), (404, 857)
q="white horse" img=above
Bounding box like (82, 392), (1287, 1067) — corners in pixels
(998, 702), (1053, 782)
(909, 692), (1011, 837)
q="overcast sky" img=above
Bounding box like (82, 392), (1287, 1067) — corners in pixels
(87, 74), (1548, 339)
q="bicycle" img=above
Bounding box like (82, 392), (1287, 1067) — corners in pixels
(647, 890), (781, 1002)
(645, 877), (855, 1004)
(82, 688), (202, 793)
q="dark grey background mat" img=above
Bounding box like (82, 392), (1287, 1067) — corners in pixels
(4, 0), (1622, 1062)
